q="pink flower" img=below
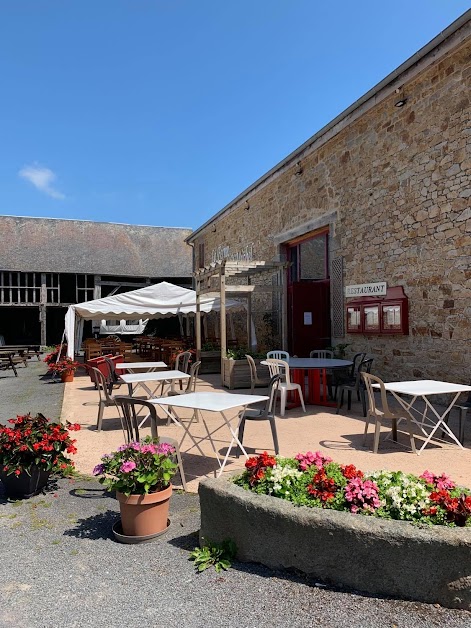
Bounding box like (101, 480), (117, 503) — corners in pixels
(420, 470), (456, 491)
(420, 470), (435, 485)
(295, 451), (332, 471)
(345, 478), (380, 513)
(157, 442), (175, 455)
(120, 461), (137, 473)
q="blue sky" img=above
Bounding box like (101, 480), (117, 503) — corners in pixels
(0, 1), (469, 229)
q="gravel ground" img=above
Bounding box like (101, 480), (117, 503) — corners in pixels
(0, 357), (64, 424)
(0, 477), (469, 628)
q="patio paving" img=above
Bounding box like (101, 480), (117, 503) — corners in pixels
(62, 372), (471, 492)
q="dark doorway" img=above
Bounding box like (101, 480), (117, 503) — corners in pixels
(286, 230), (331, 357)
(0, 307), (41, 344)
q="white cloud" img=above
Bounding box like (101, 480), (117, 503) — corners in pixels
(18, 164), (65, 200)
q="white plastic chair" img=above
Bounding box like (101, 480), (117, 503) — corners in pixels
(265, 358), (306, 416)
(309, 350), (334, 359)
(267, 350), (290, 361)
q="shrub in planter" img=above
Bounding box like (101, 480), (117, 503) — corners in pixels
(200, 453), (471, 609)
(233, 451), (471, 527)
(0, 413), (81, 498)
(48, 357), (80, 382)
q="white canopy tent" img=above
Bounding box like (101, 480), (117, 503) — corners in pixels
(64, 281), (244, 358)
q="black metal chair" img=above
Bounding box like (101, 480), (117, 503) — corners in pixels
(442, 391), (471, 445)
(236, 375), (282, 457)
(336, 358), (374, 417)
(113, 396), (187, 491)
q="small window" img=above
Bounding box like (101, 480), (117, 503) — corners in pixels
(198, 243), (205, 269)
(382, 305), (402, 331)
(364, 305), (380, 332)
(300, 237), (327, 280)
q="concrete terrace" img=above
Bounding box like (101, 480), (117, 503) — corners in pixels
(62, 371), (471, 492)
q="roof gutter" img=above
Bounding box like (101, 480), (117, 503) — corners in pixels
(186, 9), (471, 244)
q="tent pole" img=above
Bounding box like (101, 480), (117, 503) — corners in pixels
(247, 277), (252, 350)
(220, 263), (227, 378)
(196, 290), (201, 361)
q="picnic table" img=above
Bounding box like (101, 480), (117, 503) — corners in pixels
(0, 352), (20, 376)
(0, 345), (42, 363)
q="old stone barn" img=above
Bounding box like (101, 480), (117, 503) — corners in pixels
(187, 12), (471, 384)
(0, 216), (192, 345)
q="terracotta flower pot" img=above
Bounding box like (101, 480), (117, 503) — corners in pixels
(0, 467), (51, 499)
(61, 371), (74, 383)
(116, 484), (172, 536)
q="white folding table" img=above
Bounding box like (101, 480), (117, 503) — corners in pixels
(153, 391), (269, 477)
(373, 379), (471, 454)
(115, 361), (167, 373)
(120, 370), (192, 429)
(120, 370), (190, 399)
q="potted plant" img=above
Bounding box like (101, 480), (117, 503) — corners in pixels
(48, 357), (80, 382)
(43, 343), (67, 366)
(93, 438), (178, 540)
(0, 413), (81, 499)
(222, 347), (268, 389)
(200, 341), (221, 374)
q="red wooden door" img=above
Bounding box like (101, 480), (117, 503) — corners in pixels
(288, 280), (331, 357)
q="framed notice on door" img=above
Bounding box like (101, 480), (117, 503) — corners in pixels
(304, 312), (312, 325)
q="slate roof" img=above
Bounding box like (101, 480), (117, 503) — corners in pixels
(0, 216), (193, 277)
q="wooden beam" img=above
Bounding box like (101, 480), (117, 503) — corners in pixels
(97, 280), (149, 288)
(93, 275), (101, 299)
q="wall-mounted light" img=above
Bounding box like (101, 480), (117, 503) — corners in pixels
(294, 161), (303, 176)
(394, 98), (408, 108)
(211, 225), (216, 233)
(244, 200), (250, 211)
(394, 86), (407, 108)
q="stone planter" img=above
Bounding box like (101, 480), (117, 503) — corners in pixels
(199, 476), (471, 610)
(222, 357), (269, 389)
(200, 350), (221, 375)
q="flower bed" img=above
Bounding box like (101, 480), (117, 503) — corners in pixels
(198, 452), (471, 610)
(235, 451), (471, 527)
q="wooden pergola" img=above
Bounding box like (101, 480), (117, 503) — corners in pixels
(194, 260), (289, 360)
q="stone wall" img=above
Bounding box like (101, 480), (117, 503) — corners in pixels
(192, 36), (471, 384)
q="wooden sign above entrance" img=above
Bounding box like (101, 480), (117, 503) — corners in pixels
(345, 282), (387, 297)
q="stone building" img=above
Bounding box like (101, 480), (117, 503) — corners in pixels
(187, 12), (471, 383)
(0, 216), (192, 345)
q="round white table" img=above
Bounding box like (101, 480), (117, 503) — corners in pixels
(288, 358), (352, 407)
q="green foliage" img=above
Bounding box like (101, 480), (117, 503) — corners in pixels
(201, 341), (220, 351)
(189, 539), (237, 573)
(92, 437), (178, 496)
(233, 452), (471, 527)
(325, 343), (351, 359)
(226, 347), (265, 360)
(0, 413), (80, 475)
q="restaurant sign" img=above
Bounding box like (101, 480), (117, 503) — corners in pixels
(211, 243), (254, 263)
(345, 282), (387, 297)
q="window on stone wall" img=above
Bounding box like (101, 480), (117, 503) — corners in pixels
(287, 230), (329, 283)
(198, 243), (205, 269)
